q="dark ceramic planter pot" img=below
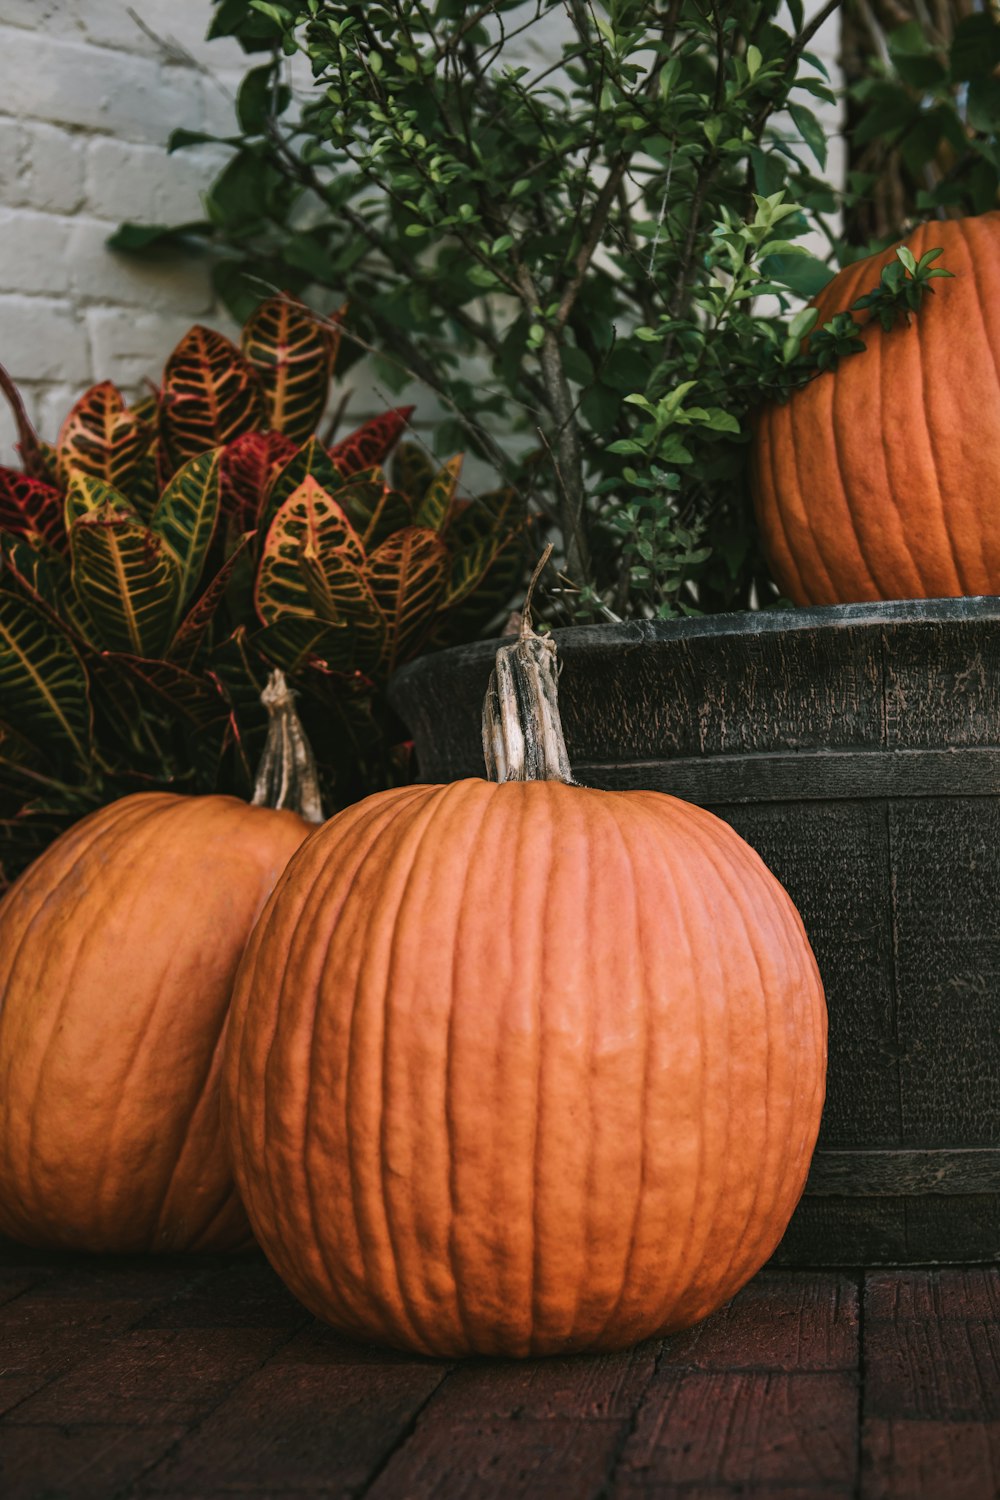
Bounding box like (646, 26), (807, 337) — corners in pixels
(389, 598), (1000, 1268)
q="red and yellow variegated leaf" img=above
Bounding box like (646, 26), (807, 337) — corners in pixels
(70, 506), (183, 657)
(56, 381), (152, 493)
(0, 588), (91, 761)
(255, 474), (366, 626)
(125, 444), (161, 524)
(255, 616), (354, 676)
(330, 406), (414, 477)
(240, 296), (336, 442)
(300, 549), (386, 671)
(261, 436), (344, 535)
(105, 655), (230, 730)
(168, 535), (251, 668)
(31, 439), (60, 488)
(328, 466), (391, 537)
(1, 532), (67, 611)
(391, 440), (437, 501)
(159, 325), (265, 470)
(151, 447), (223, 616)
(64, 472), (134, 533)
(221, 430), (297, 532)
(1, 533), (93, 645)
(0, 468), (65, 550)
(441, 488), (524, 605)
(414, 454), (463, 531)
(129, 391), (159, 425)
(366, 525), (448, 673)
(360, 486), (412, 550)
(434, 489), (529, 642)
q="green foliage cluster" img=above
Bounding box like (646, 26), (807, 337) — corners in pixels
(842, 5), (1000, 244)
(107, 0), (1000, 620)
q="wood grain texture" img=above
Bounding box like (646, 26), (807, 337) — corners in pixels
(617, 1372), (859, 1488)
(1, 1243), (998, 1500)
(660, 1272), (859, 1372)
(9, 1327), (291, 1426)
(389, 603), (1000, 1266)
(862, 1420), (1000, 1500)
(424, 1341), (659, 1421)
(864, 1274), (1000, 1422)
(866, 1269), (1000, 1322)
(364, 1416), (628, 1500)
(135, 1358), (450, 1497)
(0, 1423), (187, 1500)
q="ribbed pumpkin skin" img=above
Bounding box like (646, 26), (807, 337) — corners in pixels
(0, 792), (311, 1254)
(752, 212), (1000, 605)
(225, 779), (826, 1358)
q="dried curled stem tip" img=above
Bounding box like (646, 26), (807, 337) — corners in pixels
(251, 670), (325, 824)
(482, 544), (573, 786)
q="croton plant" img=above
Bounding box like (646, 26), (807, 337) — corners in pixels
(0, 297), (526, 887)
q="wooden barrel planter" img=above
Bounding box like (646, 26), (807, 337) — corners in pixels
(389, 598), (1000, 1268)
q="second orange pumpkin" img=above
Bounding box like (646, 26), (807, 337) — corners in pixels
(752, 212), (1000, 605)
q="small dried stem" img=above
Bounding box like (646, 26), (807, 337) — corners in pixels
(251, 670), (325, 823)
(482, 545), (573, 786)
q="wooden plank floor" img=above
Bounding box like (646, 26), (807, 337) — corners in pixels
(0, 1239), (997, 1499)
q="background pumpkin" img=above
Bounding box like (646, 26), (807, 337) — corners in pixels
(223, 573), (827, 1357)
(0, 675), (318, 1254)
(751, 212), (1000, 606)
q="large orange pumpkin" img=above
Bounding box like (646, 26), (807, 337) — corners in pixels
(752, 212), (1000, 606)
(0, 677), (318, 1254)
(224, 595), (827, 1357)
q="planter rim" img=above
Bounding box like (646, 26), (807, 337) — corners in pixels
(391, 594), (1000, 700)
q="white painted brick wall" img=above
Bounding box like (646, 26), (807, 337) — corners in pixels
(0, 0), (243, 462)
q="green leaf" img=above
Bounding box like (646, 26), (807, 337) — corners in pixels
(360, 487), (412, 551)
(968, 76), (1000, 135)
(391, 442), (437, 500)
(205, 148), (275, 230)
(414, 455), (462, 531)
(762, 253), (835, 297)
(106, 655), (229, 730)
(255, 615), (355, 675)
(581, 383), (623, 436)
(0, 589), (91, 762)
(167, 129), (241, 153)
(327, 469), (391, 535)
(950, 13), (1000, 82)
(151, 448), (223, 618)
(169, 534), (252, 668)
(106, 220), (213, 253)
(787, 103), (827, 169)
(237, 63), (291, 134)
(71, 508), (183, 657)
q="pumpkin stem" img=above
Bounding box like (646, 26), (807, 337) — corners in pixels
(482, 544), (574, 785)
(251, 670), (325, 823)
